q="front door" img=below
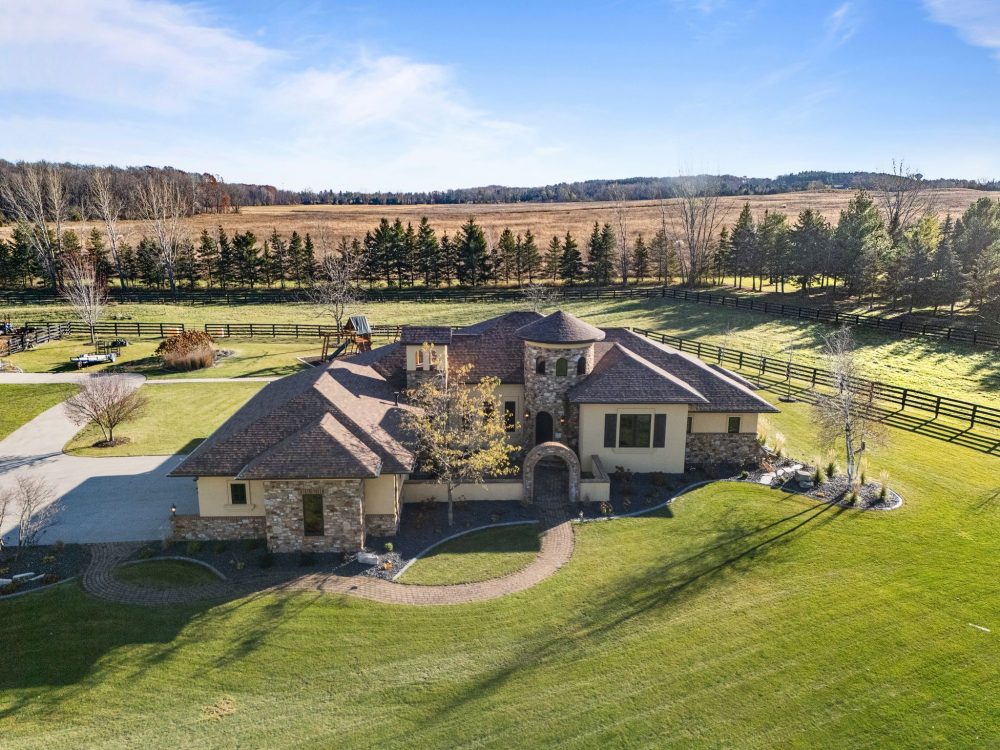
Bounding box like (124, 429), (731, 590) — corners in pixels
(535, 411), (553, 444)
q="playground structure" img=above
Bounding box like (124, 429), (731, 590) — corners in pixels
(321, 315), (375, 361)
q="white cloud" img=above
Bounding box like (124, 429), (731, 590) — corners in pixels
(924, 0), (1000, 59)
(0, 0), (549, 190)
(825, 2), (858, 46)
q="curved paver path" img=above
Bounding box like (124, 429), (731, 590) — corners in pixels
(80, 506), (574, 607)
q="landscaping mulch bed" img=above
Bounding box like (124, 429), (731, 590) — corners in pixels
(0, 543), (90, 596)
(793, 474), (902, 510)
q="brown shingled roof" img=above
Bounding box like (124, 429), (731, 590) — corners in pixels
(399, 326), (453, 345)
(449, 311), (543, 383)
(600, 328), (779, 413)
(516, 310), (605, 344)
(568, 343), (708, 404)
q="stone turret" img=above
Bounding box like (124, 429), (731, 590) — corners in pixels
(516, 311), (605, 448)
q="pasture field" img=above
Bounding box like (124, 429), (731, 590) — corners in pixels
(1, 397), (997, 749)
(0, 188), (985, 250)
(5, 295), (999, 408)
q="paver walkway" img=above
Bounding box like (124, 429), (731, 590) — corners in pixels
(81, 503), (574, 607)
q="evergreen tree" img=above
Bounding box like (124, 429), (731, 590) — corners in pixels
(9, 224), (37, 287)
(85, 227), (115, 282)
(286, 231), (305, 287)
(415, 217), (441, 286)
(119, 242), (138, 287)
(232, 230), (260, 288)
(833, 190), (891, 298)
(729, 203), (756, 288)
(898, 214), (940, 311)
(631, 234), (650, 281)
(952, 197), (1000, 271)
(199, 229), (220, 288)
(757, 210), (790, 292)
(367, 218), (394, 286)
(559, 231), (584, 285)
(259, 236), (273, 288)
(439, 232), (457, 287)
(269, 229), (288, 288)
(498, 228), (517, 285)
(789, 208), (831, 290)
(175, 238), (200, 289)
(302, 233), (317, 284)
(650, 228), (672, 284)
(217, 226), (233, 289)
(586, 222), (613, 286)
(521, 229), (541, 283)
(456, 218), (489, 286)
(714, 227), (731, 286)
(137, 236), (164, 287)
(545, 235), (562, 283)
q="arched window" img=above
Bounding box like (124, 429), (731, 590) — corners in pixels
(536, 357), (546, 375)
(577, 356), (587, 375)
(555, 358), (568, 377)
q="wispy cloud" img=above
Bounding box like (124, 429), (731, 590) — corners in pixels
(0, 0), (545, 190)
(825, 2), (859, 46)
(924, 0), (1000, 60)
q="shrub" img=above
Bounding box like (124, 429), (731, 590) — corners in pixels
(383, 542), (394, 553)
(137, 546), (154, 559)
(258, 552), (274, 568)
(53, 540), (65, 553)
(244, 538), (265, 551)
(42, 573), (59, 585)
(185, 540), (202, 555)
(826, 461), (836, 479)
(41, 554), (57, 567)
(650, 473), (669, 488)
(212, 541), (227, 555)
(1, 581), (21, 596)
(156, 331), (216, 372)
(298, 551), (316, 567)
(229, 556), (245, 571)
(813, 467), (823, 484)
(739, 470), (749, 480)
(599, 500), (613, 517)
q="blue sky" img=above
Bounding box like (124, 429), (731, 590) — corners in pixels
(1, 0), (999, 191)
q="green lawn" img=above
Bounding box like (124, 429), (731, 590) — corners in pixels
(0, 383), (79, 439)
(114, 560), (219, 589)
(398, 524), (540, 585)
(2, 397), (997, 748)
(6, 298), (998, 405)
(64, 382), (264, 456)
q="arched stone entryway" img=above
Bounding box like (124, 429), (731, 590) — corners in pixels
(523, 441), (580, 506)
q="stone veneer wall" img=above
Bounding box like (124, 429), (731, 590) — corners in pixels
(406, 367), (444, 392)
(365, 513), (400, 536)
(262, 479), (365, 553)
(522, 342), (593, 448)
(170, 514), (266, 542)
(685, 433), (763, 469)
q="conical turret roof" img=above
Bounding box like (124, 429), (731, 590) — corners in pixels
(515, 310), (605, 344)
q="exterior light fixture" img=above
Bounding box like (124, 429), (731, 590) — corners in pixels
(524, 409), (531, 420)
(170, 504), (177, 516)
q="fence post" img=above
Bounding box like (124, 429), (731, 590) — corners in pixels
(970, 404), (977, 428)
(901, 389), (908, 410)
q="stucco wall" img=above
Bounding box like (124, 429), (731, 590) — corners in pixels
(363, 474), (400, 515)
(578, 403), (689, 474)
(402, 478), (523, 503)
(196, 477), (267, 517)
(405, 344), (449, 371)
(689, 412), (760, 434)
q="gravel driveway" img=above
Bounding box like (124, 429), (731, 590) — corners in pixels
(0, 373), (196, 544)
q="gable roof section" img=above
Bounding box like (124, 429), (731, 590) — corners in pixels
(600, 328), (779, 413)
(170, 358), (415, 479)
(516, 310), (606, 344)
(449, 310), (543, 383)
(238, 413), (381, 479)
(399, 326), (453, 345)
(568, 343), (708, 404)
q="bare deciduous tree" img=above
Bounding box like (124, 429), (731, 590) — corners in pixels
(135, 172), (189, 295)
(64, 375), (148, 446)
(0, 163), (66, 288)
(875, 159), (935, 244)
(2, 476), (60, 558)
(308, 233), (366, 333)
(812, 328), (886, 484)
(90, 168), (129, 289)
(403, 359), (516, 526)
(59, 254), (108, 346)
(609, 183), (631, 285)
(670, 175), (726, 287)
(521, 282), (560, 313)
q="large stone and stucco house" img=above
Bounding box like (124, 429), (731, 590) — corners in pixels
(170, 310), (777, 552)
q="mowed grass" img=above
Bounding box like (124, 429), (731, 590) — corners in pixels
(3, 336), (314, 380)
(64, 382), (264, 456)
(398, 524), (541, 586)
(7, 295), (998, 405)
(1, 398), (998, 749)
(0, 383), (79, 439)
(114, 560), (219, 589)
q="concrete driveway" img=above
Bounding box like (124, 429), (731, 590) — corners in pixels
(0, 373), (197, 544)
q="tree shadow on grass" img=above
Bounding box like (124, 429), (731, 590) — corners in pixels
(426, 496), (847, 726)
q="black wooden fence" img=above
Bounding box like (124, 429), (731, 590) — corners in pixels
(204, 322), (401, 339)
(632, 327), (1000, 432)
(0, 322), (71, 357)
(22, 321), (185, 338)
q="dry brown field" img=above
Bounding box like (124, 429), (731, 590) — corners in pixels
(3, 188), (987, 249)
